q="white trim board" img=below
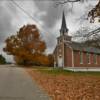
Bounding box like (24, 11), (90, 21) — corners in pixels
(64, 67), (100, 72)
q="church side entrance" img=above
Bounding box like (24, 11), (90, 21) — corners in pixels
(58, 56), (63, 67)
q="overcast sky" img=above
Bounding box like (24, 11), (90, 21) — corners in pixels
(0, 0), (100, 62)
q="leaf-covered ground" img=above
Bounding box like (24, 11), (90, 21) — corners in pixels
(27, 68), (100, 100)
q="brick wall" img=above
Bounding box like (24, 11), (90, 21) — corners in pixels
(64, 48), (100, 67)
(64, 46), (72, 67)
(73, 50), (100, 67)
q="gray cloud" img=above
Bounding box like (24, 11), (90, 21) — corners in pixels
(0, 1), (17, 44)
(0, 1), (18, 62)
(34, 1), (62, 28)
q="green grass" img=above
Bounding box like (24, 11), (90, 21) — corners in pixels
(35, 67), (100, 76)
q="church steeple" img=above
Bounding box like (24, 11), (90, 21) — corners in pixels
(60, 11), (68, 35)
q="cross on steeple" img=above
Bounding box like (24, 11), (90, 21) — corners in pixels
(60, 11), (68, 35)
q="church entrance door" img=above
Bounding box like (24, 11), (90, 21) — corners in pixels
(58, 56), (63, 67)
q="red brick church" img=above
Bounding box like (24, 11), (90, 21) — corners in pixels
(53, 11), (100, 70)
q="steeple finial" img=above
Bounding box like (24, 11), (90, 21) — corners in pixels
(60, 10), (68, 35)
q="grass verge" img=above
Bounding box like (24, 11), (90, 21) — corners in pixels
(36, 67), (100, 76)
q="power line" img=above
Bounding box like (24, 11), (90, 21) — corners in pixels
(11, 0), (40, 24)
(10, 0), (53, 36)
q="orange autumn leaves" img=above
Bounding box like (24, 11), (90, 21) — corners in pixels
(3, 24), (53, 66)
(88, 0), (100, 23)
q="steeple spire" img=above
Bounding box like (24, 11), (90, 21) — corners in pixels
(60, 11), (68, 35)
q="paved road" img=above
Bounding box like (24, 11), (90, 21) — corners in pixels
(0, 65), (51, 100)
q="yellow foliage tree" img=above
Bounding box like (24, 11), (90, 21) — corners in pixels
(3, 24), (50, 66)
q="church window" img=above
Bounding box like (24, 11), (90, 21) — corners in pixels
(87, 53), (90, 64)
(94, 54), (97, 64)
(80, 51), (83, 64)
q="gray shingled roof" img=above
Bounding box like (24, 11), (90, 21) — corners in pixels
(67, 42), (100, 54)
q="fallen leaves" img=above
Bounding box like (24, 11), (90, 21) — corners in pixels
(27, 68), (100, 100)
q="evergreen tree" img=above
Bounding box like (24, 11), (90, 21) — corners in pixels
(0, 55), (6, 64)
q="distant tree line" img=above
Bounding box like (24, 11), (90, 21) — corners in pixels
(0, 55), (6, 64)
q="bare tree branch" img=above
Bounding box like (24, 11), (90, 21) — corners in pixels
(73, 27), (100, 48)
(55, 0), (85, 7)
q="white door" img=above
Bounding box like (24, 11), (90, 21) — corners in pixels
(58, 57), (63, 67)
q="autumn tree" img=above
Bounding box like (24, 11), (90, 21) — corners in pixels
(88, 0), (100, 23)
(3, 24), (49, 66)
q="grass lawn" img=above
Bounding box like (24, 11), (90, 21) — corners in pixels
(37, 67), (100, 76)
(27, 67), (100, 100)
